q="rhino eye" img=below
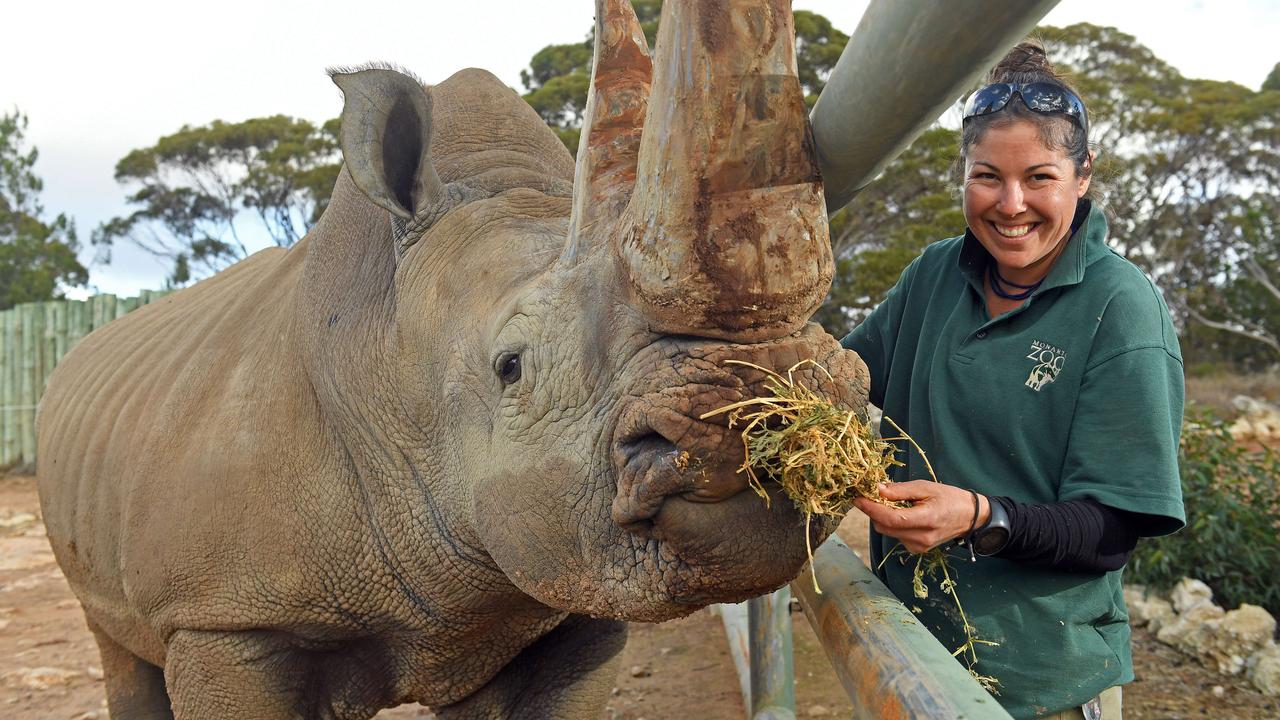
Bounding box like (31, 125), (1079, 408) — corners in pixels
(497, 353), (522, 385)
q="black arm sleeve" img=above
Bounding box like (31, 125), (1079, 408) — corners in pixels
(988, 496), (1139, 573)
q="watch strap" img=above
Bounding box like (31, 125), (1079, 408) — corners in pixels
(974, 495), (1013, 556)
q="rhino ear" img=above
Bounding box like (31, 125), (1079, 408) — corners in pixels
(331, 68), (443, 220)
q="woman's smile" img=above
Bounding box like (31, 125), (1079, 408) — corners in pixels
(991, 221), (1036, 238)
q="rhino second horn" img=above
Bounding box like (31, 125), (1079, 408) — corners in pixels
(564, 0), (653, 263)
(616, 0), (833, 342)
(332, 67), (445, 220)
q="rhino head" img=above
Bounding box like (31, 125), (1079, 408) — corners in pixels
(304, 0), (865, 623)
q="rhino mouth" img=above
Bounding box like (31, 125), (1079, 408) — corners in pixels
(590, 328), (869, 613)
(609, 330), (868, 541)
(607, 394), (828, 611)
(611, 408), (750, 536)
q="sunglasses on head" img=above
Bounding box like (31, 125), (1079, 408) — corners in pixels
(962, 82), (1089, 136)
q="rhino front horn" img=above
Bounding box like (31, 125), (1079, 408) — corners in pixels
(617, 0), (832, 342)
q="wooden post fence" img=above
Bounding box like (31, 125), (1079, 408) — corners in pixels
(0, 291), (168, 470)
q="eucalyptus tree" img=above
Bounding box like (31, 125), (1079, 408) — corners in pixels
(94, 115), (341, 286)
(1044, 23), (1280, 360)
(0, 109), (87, 309)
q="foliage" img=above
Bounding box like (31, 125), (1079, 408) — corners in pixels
(1182, 318), (1280, 374)
(816, 127), (962, 337)
(93, 115), (341, 286)
(792, 10), (849, 108)
(1172, 193), (1280, 361)
(700, 359), (902, 523)
(1127, 413), (1280, 615)
(0, 109), (87, 310)
(630, 0), (661, 45)
(521, 41), (592, 147)
(1264, 62), (1280, 93)
(521, 42), (593, 92)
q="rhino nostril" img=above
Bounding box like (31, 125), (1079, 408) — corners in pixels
(619, 431), (676, 466)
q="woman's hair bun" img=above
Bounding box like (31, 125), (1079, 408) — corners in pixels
(988, 40), (1062, 84)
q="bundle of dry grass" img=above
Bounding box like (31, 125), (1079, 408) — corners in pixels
(700, 359), (910, 578)
(699, 359), (902, 518)
(701, 358), (999, 692)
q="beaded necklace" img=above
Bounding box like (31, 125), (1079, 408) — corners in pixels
(987, 263), (1043, 300)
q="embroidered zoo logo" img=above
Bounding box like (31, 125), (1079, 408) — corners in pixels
(1025, 340), (1066, 391)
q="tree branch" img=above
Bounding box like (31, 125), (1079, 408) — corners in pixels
(1243, 258), (1280, 304)
(1187, 305), (1280, 358)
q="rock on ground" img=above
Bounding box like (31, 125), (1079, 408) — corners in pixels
(1249, 645), (1280, 697)
(1201, 605), (1278, 675)
(1157, 603), (1225, 653)
(1171, 577), (1215, 615)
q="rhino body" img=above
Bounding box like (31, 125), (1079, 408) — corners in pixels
(39, 2), (868, 716)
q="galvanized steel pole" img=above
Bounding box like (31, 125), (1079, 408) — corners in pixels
(720, 587), (797, 720)
(791, 536), (1013, 720)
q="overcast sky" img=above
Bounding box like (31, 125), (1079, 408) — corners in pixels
(5, 0), (1278, 297)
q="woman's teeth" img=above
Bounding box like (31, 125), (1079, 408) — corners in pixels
(994, 223), (1033, 238)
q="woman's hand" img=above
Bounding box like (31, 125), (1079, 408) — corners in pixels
(853, 481), (991, 554)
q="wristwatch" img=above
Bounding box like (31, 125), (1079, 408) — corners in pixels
(972, 496), (1012, 556)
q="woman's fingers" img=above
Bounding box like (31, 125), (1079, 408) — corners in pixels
(855, 481), (976, 552)
(853, 495), (911, 528)
(875, 480), (937, 502)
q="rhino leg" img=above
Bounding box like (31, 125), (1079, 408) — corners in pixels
(89, 621), (174, 719)
(436, 615), (627, 720)
(163, 629), (395, 719)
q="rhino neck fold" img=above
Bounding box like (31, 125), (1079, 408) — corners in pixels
(296, 171), (518, 610)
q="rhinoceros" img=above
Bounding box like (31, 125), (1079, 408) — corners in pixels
(36, 0), (1055, 716)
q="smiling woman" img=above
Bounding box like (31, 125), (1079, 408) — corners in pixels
(844, 41), (1186, 720)
(957, 48), (1097, 320)
(962, 121), (1090, 293)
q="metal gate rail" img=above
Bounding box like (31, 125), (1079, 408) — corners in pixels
(719, 535), (1012, 720)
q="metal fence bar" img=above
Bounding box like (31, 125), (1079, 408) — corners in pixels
(748, 588), (796, 719)
(719, 600), (752, 711)
(719, 588), (796, 720)
(790, 536), (1012, 720)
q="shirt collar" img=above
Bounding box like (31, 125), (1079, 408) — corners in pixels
(957, 200), (1109, 295)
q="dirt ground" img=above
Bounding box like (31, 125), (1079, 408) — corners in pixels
(3, 472), (1276, 719)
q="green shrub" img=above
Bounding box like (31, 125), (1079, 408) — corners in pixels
(1127, 413), (1280, 615)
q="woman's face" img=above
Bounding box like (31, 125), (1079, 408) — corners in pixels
(963, 120), (1090, 281)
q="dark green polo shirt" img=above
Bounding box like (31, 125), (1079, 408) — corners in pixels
(841, 202), (1185, 719)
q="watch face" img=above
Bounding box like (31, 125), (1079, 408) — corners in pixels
(975, 526), (1010, 556)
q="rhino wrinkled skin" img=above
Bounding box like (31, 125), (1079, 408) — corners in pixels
(36, 1), (868, 717)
